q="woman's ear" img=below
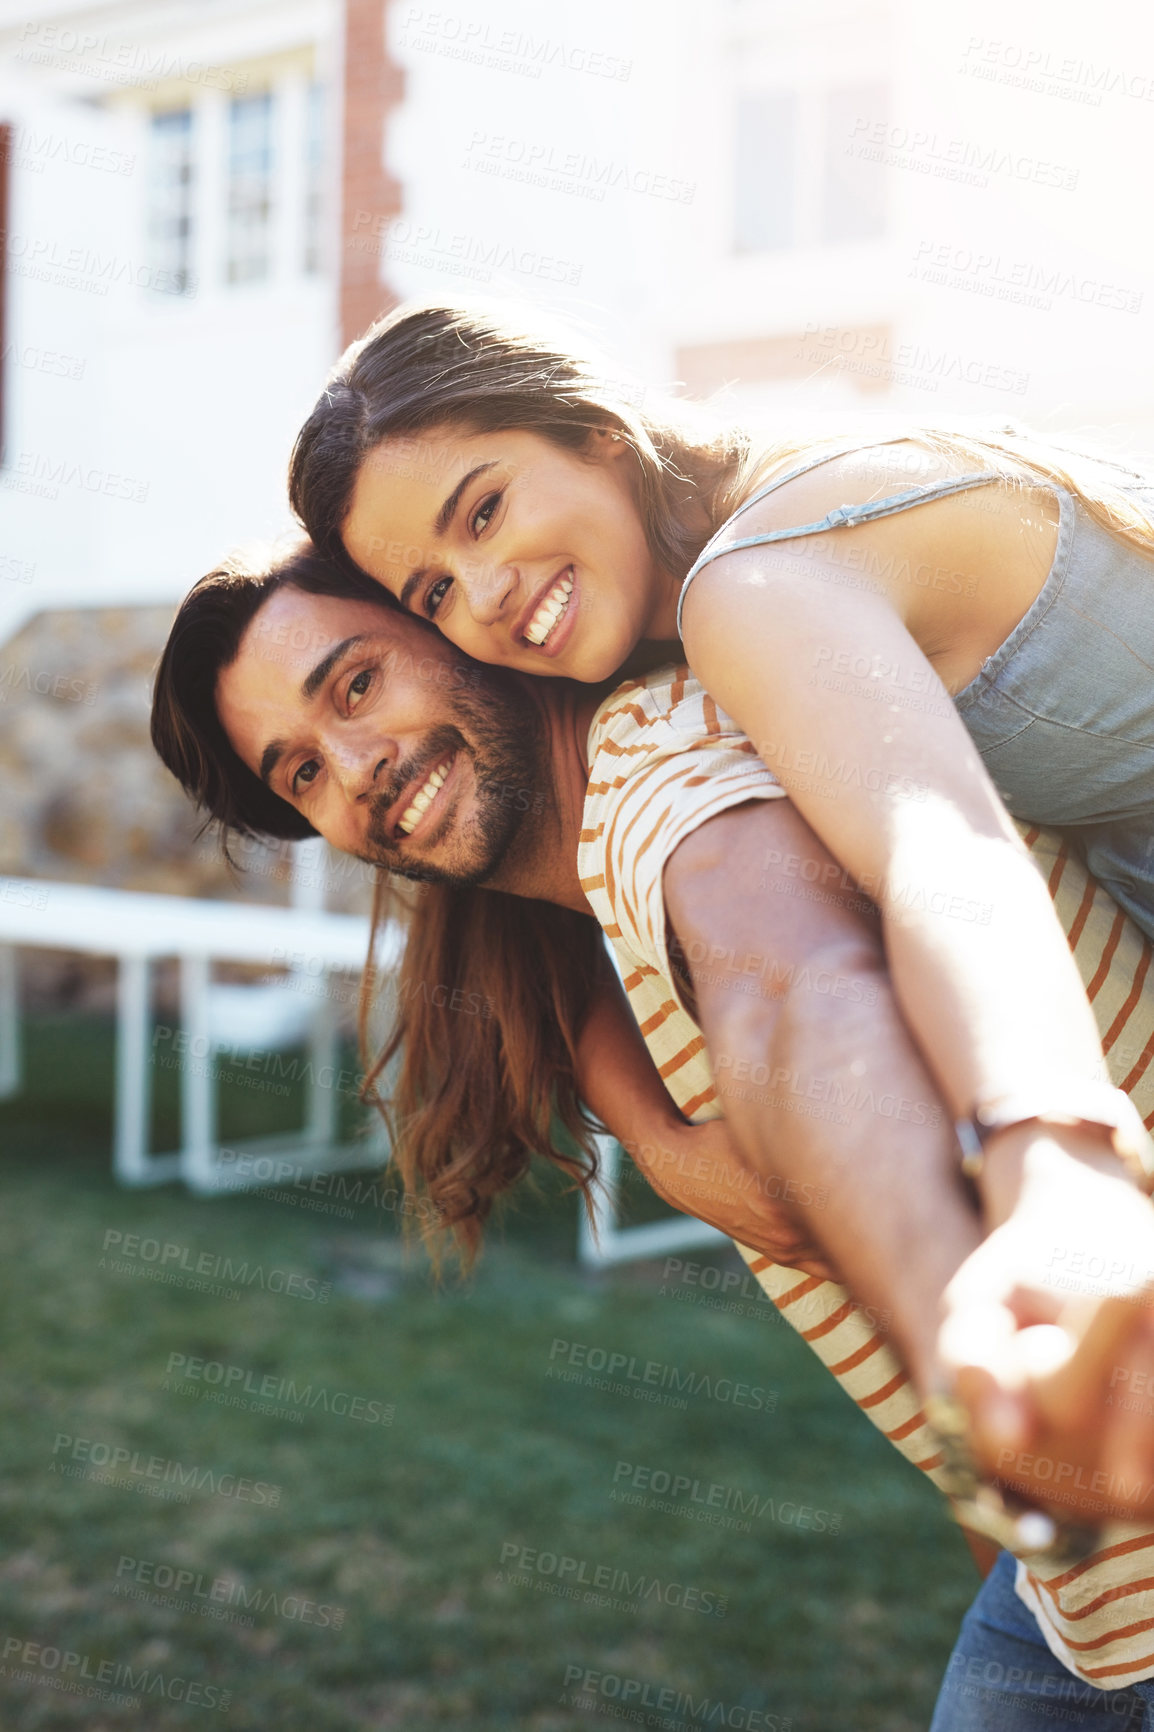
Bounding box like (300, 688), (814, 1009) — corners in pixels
(587, 426), (629, 463)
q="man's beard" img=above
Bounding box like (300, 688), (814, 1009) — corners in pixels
(361, 666), (542, 887)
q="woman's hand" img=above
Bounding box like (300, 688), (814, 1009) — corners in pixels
(623, 1116), (840, 1282)
(938, 1128), (1154, 1524)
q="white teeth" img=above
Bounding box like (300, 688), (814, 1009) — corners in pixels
(524, 574), (574, 647)
(396, 760), (452, 837)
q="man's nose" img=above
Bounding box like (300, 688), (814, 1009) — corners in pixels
(459, 557), (518, 627)
(330, 737), (392, 802)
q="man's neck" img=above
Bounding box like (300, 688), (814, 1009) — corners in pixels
(483, 677), (609, 913)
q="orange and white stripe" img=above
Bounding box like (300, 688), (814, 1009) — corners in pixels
(579, 664), (1154, 1687)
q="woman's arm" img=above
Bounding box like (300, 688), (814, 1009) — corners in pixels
(679, 484), (1109, 1176)
(575, 957), (836, 1277)
(666, 797), (1154, 1522)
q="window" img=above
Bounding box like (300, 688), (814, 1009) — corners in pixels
(303, 81), (326, 275)
(822, 81), (887, 243)
(733, 80), (888, 253)
(226, 91), (274, 283)
(146, 108), (195, 295)
(734, 92), (797, 252)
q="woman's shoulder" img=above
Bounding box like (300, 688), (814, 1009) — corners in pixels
(678, 433), (1025, 645)
(732, 437), (990, 536)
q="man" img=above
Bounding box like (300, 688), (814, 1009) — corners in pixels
(152, 545), (1154, 1716)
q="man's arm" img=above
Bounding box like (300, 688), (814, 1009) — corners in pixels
(574, 955), (836, 1278)
(662, 796), (979, 1394)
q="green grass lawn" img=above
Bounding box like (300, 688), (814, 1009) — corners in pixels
(0, 1014), (978, 1730)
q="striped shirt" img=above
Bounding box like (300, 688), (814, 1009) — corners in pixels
(578, 664), (1154, 1688)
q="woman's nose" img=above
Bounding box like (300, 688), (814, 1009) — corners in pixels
(459, 557), (518, 627)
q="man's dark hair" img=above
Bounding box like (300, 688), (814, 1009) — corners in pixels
(150, 540), (383, 842)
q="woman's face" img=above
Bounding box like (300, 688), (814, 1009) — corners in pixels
(341, 424), (675, 681)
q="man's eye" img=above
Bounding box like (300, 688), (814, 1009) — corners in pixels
(425, 576), (453, 618)
(471, 491), (501, 535)
(347, 669), (373, 707)
(292, 759), (321, 795)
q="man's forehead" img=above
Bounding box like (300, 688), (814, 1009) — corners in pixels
(245, 588), (408, 668)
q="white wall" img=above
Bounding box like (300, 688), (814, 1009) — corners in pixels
(3, 0), (1153, 658)
(387, 0), (1154, 457)
(668, 0), (1154, 448)
(0, 0), (341, 646)
(381, 0), (701, 378)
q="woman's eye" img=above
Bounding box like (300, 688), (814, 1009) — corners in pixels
(292, 759), (321, 795)
(347, 669), (373, 708)
(471, 491), (501, 535)
(425, 575), (453, 618)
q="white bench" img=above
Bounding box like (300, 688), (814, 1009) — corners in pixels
(0, 861), (396, 1193)
(0, 864), (725, 1261)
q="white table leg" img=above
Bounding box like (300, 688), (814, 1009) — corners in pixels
(114, 954), (152, 1183)
(305, 974), (340, 1147)
(577, 1132), (622, 1267)
(180, 953), (218, 1192)
(0, 945), (20, 1099)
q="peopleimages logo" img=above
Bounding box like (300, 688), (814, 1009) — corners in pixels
(498, 1542), (727, 1618)
(547, 1339), (777, 1412)
(99, 1229), (331, 1303)
(560, 1665), (792, 1729)
(18, 21), (248, 93)
(611, 1460), (842, 1536)
(114, 1556), (345, 1630)
(2, 125), (135, 176)
(50, 1433), (282, 1506)
(163, 1352), (395, 1426)
(1, 1636), (230, 1712)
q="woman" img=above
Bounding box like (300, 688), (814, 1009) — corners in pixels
(289, 301), (1154, 935)
(287, 302), (1154, 1173)
(282, 304), (1154, 1724)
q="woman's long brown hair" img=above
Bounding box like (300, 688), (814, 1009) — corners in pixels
(291, 299), (1154, 593)
(358, 875), (605, 1273)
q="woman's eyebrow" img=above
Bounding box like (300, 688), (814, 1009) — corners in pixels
(433, 461), (497, 537)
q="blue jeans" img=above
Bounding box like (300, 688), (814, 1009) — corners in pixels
(930, 1552), (1154, 1729)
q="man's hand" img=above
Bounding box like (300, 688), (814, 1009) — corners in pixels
(625, 1118), (839, 1282)
(939, 1129), (1154, 1525)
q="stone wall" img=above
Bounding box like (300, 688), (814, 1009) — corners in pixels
(0, 603), (290, 900)
(0, 604), (375, 1006)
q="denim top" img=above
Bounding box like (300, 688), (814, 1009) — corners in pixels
(676, 439), (1154, 936)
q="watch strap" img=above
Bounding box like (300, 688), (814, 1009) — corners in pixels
(954, 1085), (1154, 1192)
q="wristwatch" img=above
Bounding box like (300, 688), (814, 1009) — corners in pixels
(954, 1085), (1154, 1192)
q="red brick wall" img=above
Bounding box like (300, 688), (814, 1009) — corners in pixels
(339, 0), (404, 349)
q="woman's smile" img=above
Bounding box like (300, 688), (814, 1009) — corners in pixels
(520, 566), (576, 653)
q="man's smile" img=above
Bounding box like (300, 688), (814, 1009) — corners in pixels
(393, 750), (459, 839)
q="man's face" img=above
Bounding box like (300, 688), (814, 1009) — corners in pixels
(215, 587), (540, 884)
